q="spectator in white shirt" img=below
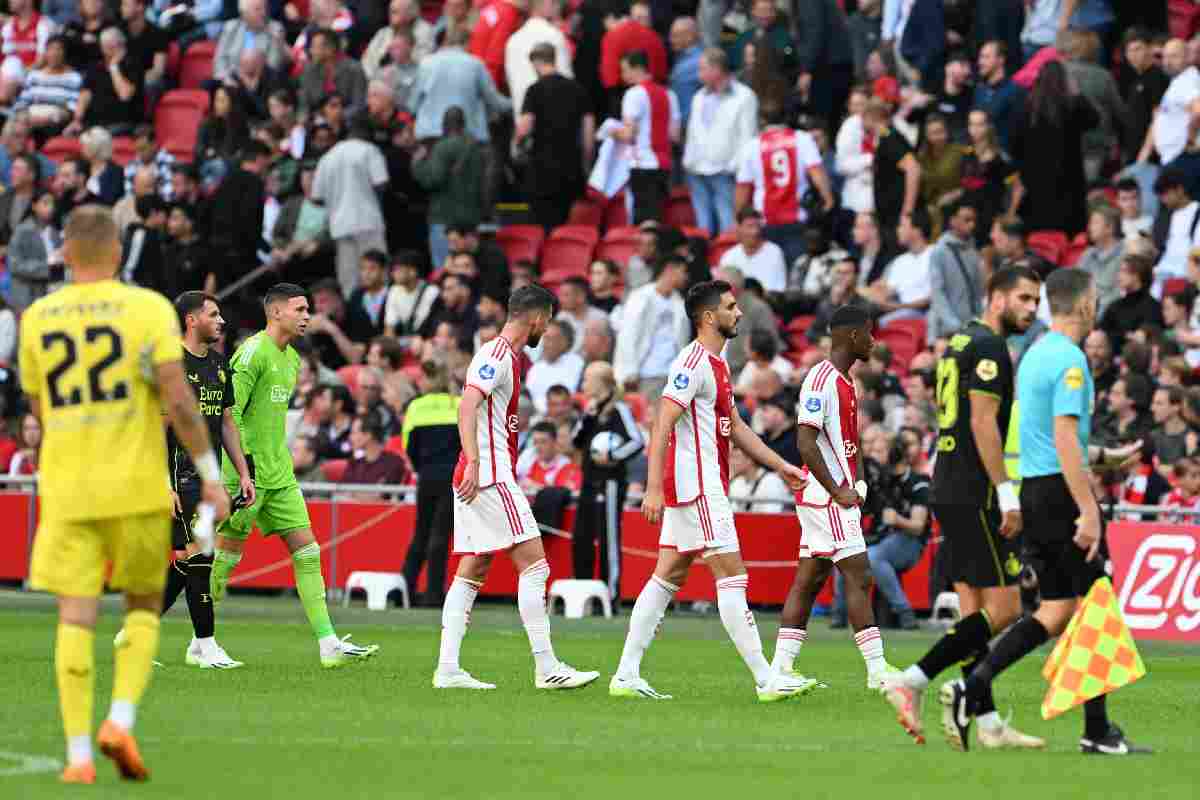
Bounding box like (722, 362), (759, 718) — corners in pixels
(625, 220), (659, 290)
(1154, 168), (1200, 296)
(384, 249), (439, 345)
(504, 0), (573, 115)
(613, 254), (690, 401)
(526, 318), (585, 414)
(869, 207), (933, 326)
(835, 86), (874, 214)
(728, 443), (790, 512)
(717, 207), (787, 292)
(1115, 177), (1153, 241)
(1140, 38), (1200, 167)
(681, 47), (758, 236)
(556, 276), (609, 354)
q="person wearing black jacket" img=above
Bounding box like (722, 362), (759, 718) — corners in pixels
(400, 359), (461, 606)
(571, 361), (644, 605)
(790, 0), (854, 127)
(1098, 253), (1163, 353)
(121, 194), (168, 295)
(208, 141), (270, 286)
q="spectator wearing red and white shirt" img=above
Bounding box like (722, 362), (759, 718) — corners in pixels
(735, 100), (833, 269)
(517, 421), (579, 490)
(1163, 457), (1200, 522)
(614, 49), (680, 225)
(1, 0), (56, 104)
(469, 0), (524, 93)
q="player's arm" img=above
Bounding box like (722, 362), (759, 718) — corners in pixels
(158, 360), (231, 521)
(796, 424), (859, 507)
(221, 409), (256, 505)
(969, 391), (1021, 534)
(456, 385), (484, 503)
(641, 396), (686, 524)
(898, 152), (921, 217)
(730, 413), (805, 489)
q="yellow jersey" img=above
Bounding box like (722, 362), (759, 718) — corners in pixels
(19, 280), (183, 521)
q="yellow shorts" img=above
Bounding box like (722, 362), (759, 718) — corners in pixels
(29, 511), (171, 597)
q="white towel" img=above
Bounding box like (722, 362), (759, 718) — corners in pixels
(588, 119), (632, 200)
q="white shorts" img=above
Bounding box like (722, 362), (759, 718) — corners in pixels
(796, 503), (866, 562)
(660, 493), (740, 557)
(452, 481), (541, 555)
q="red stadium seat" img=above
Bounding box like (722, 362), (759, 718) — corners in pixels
(385, 435), (407, 456)
(166, 40), (182, 80)
(567, 195), (604, 228)
(495, 225), (545, 266)
(681, 226), (708, 241)
(663, 186), (696, 228)
(337, 364), (364, 398)
(155, 89), (210, 155)
(111, 136), (136, 167)
(1028, 230), (1069, 265)
(707, 231), (739, 266)
(1063, 232), (1089, 267)
(596, 225), (639, 267)
(786, 315), (816, 337)
(178, 40), (217, 89)
(41, 136), (82, 163)
(602, 191), (629, 230)
(321, 459), (349, 482)
(883, 318), (926, 347)
(875, 324), (922, 373)
(540, 225), (599, 290)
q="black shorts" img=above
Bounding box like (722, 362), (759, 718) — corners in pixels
(1020, 474), (1105, 601)
(172, 484), (202, 551)
(933, 503), (1023, 589)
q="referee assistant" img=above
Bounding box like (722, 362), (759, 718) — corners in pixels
(944, 269), (1151, 756)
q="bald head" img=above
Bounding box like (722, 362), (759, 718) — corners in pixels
(669, 17), (698, 52)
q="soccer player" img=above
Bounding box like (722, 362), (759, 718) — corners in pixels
(435, 284), (600, 690)
(882, 266), (1047, 748)
(610, 280), (813, 701)
(207, 283), (379, 668)
(771, 305), (894, 690)
(22, 205), (231, 783)
(942, 269), (1151, 755)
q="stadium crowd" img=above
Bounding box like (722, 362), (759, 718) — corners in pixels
(2, 0), (1200, 606)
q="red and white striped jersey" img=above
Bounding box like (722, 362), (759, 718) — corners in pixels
(735, 126), (823, 226)
(661, 341), (734, 506)
(455, 336), (522, 489)
(1163, 488), (1200, 522)
(1, 13), (53, 68)
(795, 359), (859, 507)
(621, 81), (680, 170)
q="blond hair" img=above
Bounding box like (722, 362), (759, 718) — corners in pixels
(63, 205), (119, 267)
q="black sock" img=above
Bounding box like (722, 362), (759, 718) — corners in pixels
(185, 553), (215, 639)
(162, 559), (188, 614)
(916, 610), (993, 680)
(964, 616), (1048, 712)
(963, 652), (997, 715)
(1083, 694), (1110, 741)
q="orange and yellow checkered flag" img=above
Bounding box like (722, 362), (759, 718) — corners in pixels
(1041, 578), (1147, 720)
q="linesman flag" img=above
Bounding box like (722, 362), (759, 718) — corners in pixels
(1041, 578), (1147, 720)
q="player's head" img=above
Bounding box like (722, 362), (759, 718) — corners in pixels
(829, 304), (874, 361)
(1044, 267), (1096, 333)
(507, 283), (557, 347)
(985, 265), (1041, 336)
(686, 280), (740, 340)
(263, 283), (310, 338)
(62, 204), (121, 278)
(175, 290), (224, 344)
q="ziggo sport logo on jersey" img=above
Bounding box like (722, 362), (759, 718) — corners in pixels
(1117, 532), (1200, 635)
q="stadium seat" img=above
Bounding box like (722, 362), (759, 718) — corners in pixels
(495, 225), (545, 265)
(540, 225), (599, 290)
(111, 136), (136, 167)
(41, 136), (82, 163)
(1063, 232), (1089, 267)
(321, 458), (349, 482)
(602, 190), (629, 230)
(166, 40), (182, 80)
(384, 435), (407, 456)
(337, 364), (364, 398)
(1028, 230), (1069, 265)
(882, 317), (926, 347)
(567, 196), (604, 227)
(596, 225), (639, 267)
(178, 39), (217, 89)
(707, 231), (738, 266)
(875, 324), (922, 373)
(931, 591), (961, 626)
(663, 185), (696, 228)
(155, 89), (210, 155)
(623, 392), (647, 423)
(548, 579), (612, 618)
(681, 226), (708, 241)
(344, 571), (410, 610)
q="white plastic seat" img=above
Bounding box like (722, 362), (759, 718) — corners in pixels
(931, 591), (961, 626)
(343, 571), (409, 610)
(548, 579), (612, 619)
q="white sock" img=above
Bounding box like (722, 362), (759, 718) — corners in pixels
(108, 700), (136, 731)
(318, 634), (341, 653)
(67, 735), (92, 767)
(616, 575), (677, 680)
(517, 559), (558, 675)
(437, 576), (481, 673)
(194, 636), (215, 654)
(854, 626), (886, 676)
(716, 575), (772, 686)
(772, 627), (807, 673)
(903, 664), (930, 690)
(978, 711), (1003, 731)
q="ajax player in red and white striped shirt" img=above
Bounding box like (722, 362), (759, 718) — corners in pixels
(435, 285), (599, 691)
(772, 305), (895, 690)
(610, 280), (815, 701)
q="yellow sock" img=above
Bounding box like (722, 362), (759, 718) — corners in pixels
(111, 610), (160, 727)
(55, 623), (95, 757)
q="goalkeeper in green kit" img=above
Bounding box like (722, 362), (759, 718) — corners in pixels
(209, 283), (379, 668)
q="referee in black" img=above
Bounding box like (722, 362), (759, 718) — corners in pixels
(944, 269), (1151, 755)
(571, 361), (644, 607)
(882, 266), (1045, 748)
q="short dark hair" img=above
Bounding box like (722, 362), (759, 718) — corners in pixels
(546, 384), (572, 399)
(135, 194), (165, 219)
(654, 254), (687, 279)
(175, 290), (218, 328)
(1122, 340), (1151, 374)
(310, 277), (342, 297)
(1044, 268), (1093, 316)
(241, 140), (272, 163)
(685, 280), (733, 325)
(369, 335), (405, 369)
(982, 39), (1008, 58)
(311, 27), (340, 50)
(264, 282), (308, 307)
(1122, 26), (1152, 48)
(1121, 373), (1153, 412)
(447, 223), (477, 238)
(355, 412), (388, 443)
(907, 206), (932, 241)
(168, 201), (196, 221)
(621, 49), (649, 71)
(530, 42), (556, 65)
(830, 304), (872, 330)
(987, 265), (1040, 297)
(562, 275), (589, 293)
(531, 420), (557, 437)
(1154, 168), (1189, 195)
(509, 283), (556, 318)
(995, 217), (1026, 241)
(391, 249), (424, 272)
(749, 328), (778, 360)
(269, 87), (297, 108)
(1160, 384), (1186, 407)
(736, 206), (763, 223)
(326, 383), (353, 412)
(1123, 253), (1155, 288)
(1114, 177), (1140, 195)
(361, 249), (388, 269)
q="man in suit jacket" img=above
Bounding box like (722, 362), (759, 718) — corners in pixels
(213, 0), (291, 82)
(297, 28), (368, 117)
(410, 25), (511, 142)
(927, 201), (983, 344)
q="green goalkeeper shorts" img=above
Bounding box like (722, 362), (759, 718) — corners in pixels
(219, 483), (311, 539)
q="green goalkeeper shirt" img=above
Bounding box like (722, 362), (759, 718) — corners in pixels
(222, 330), (301, 490)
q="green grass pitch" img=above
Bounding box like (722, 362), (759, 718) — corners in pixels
(1, 590), (1197, 800)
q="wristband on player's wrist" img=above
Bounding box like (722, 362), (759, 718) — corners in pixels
(195, 451), (221, 483)
(996, 480), (1019, 513)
